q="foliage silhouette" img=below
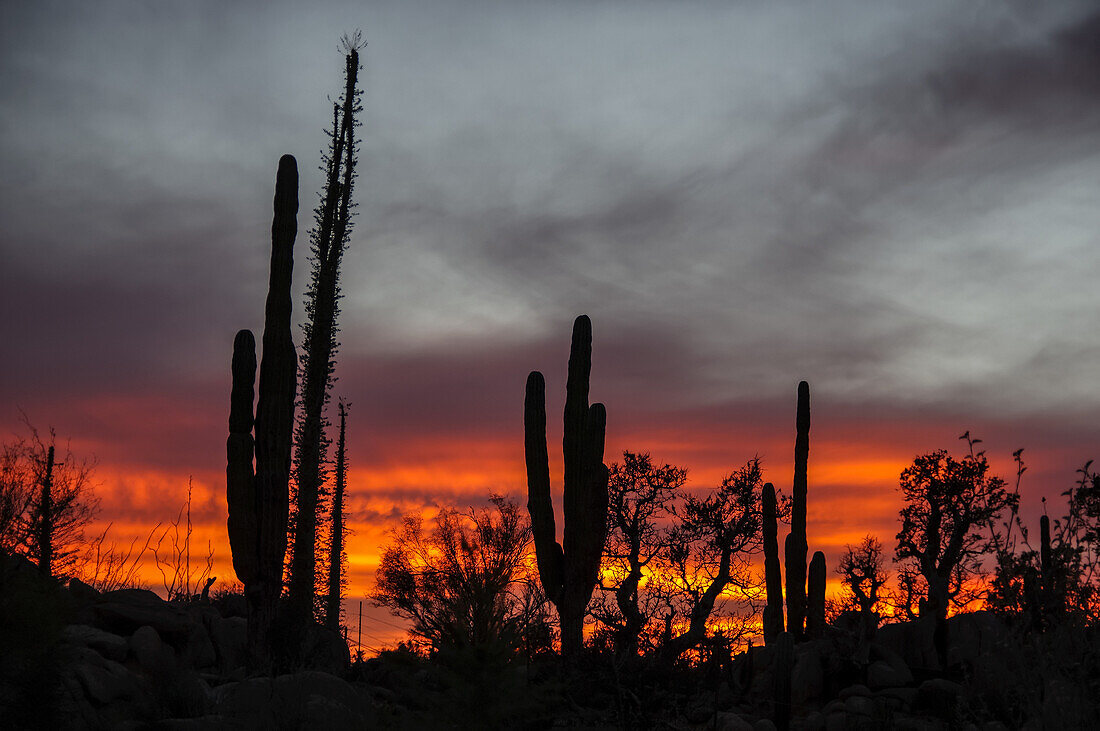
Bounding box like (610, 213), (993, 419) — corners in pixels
(288, 35), (365, 639)
(893, 436), (1017, 665)
(372, 495), (543, 655)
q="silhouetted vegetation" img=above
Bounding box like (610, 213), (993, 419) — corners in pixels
(287, 33), (365, 641)
(525, 314), (610, 660)
(225, 153), (298, 671)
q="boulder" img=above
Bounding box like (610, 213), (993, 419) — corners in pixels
(913, 678), (963, 722)
(94, 590), (194, 641)
(867, 660), (911, 689)
(715, 711), (754, 731)
(302, 624), (351, 674)
(791, 645), (824, 705)
(129, 625), (176, 675)
(838, 684), (872, 700)
(62, 624), (129, 662)
(208, 616), (247, 673)
(71, 653), (137, 706)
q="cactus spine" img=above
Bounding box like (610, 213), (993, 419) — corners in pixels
(227, 154), (298, 670)
(806, 550), (826, 639)
(785, 381), (810, 638)
(525, 315), (610, 659)
(762, 482), (784, 644)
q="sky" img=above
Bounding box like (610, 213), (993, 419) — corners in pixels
(2, 1), (1100, 649)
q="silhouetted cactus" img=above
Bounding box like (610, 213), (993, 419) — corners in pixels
(772, 630), (794, 731)
(525, 315), (610, 659)
(762, 482), (784, 644)
(806, 550), (826, 639)
(227, 153), (298, 670)
(785, 381), (810, 638)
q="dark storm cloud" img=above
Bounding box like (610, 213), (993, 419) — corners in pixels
(2, 0), (1099, 488)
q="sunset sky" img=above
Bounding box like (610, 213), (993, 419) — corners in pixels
(3, 1), (1100, 650)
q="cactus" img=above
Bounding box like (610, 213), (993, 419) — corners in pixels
(525, 315), (610, 659)
(785, 381), (810, 638)
(762, 482), (784, 644)
(772, 631), (794, 731)
(227, 154), (298, 670)
(806, 550), (826, 639)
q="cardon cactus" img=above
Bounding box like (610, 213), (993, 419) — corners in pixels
(762, 482), (784, 644)
(525, 314), (610, 659)
(806, 550), (826, 639)
(785, 381), (810, 638)
(227, 154), (298, 669)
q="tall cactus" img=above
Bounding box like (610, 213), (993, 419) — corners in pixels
(762, 482), (784, 644)
(36, 446), (56, 577)
(227, 153), (298, 670)
(785, 381), (810, 638)
(525, 315), (610, 659)
(806, 550), (826, 640)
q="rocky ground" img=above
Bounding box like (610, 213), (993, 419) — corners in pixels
(2, 554), (1096, 729)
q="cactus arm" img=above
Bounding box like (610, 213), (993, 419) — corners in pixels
(807, 550), (826, 639)
(762, 482), (784, 643)
(525, 371), (564, 603)
(227, 330), (258, 585)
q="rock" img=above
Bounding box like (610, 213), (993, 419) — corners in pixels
(214, 677), (277, 726)
(753, 720), (778, 731)
(62, 624), (129, 662)
(130, 625), (176, 675)
(845, 695), (876, 717)
(72, 655), (136, 705)
(216, 671), (375, 727)
(208, 616), (247, 673)
(838, 683), (872, 700)
(800, 711), (826, 731)
(792, 646), (824, 704)
(824, 710), (847, 731)
(181, 624), (216, 669)
(302, 624), (351, 674)
(890, 713), (945, 731)
(875, 686), (917, 710)
(94, 590), (194, 640)
(149, 716), (237, 730)
(913, 678), (963, 721)
(715, 711), (754, 731)
(67, 577), (101, 604)
(867, 660), (911, 689)
(685, 691), (716, 723)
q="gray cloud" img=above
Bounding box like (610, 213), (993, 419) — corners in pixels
(2, 0), (1099, 503)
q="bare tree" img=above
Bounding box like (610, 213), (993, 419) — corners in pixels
(592, 452), (683, 657)
(837, 535), (887, 639)
(894, 436), (1016, 665)
(372, 496), (536, 654)
(0, 422), (98, 577)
